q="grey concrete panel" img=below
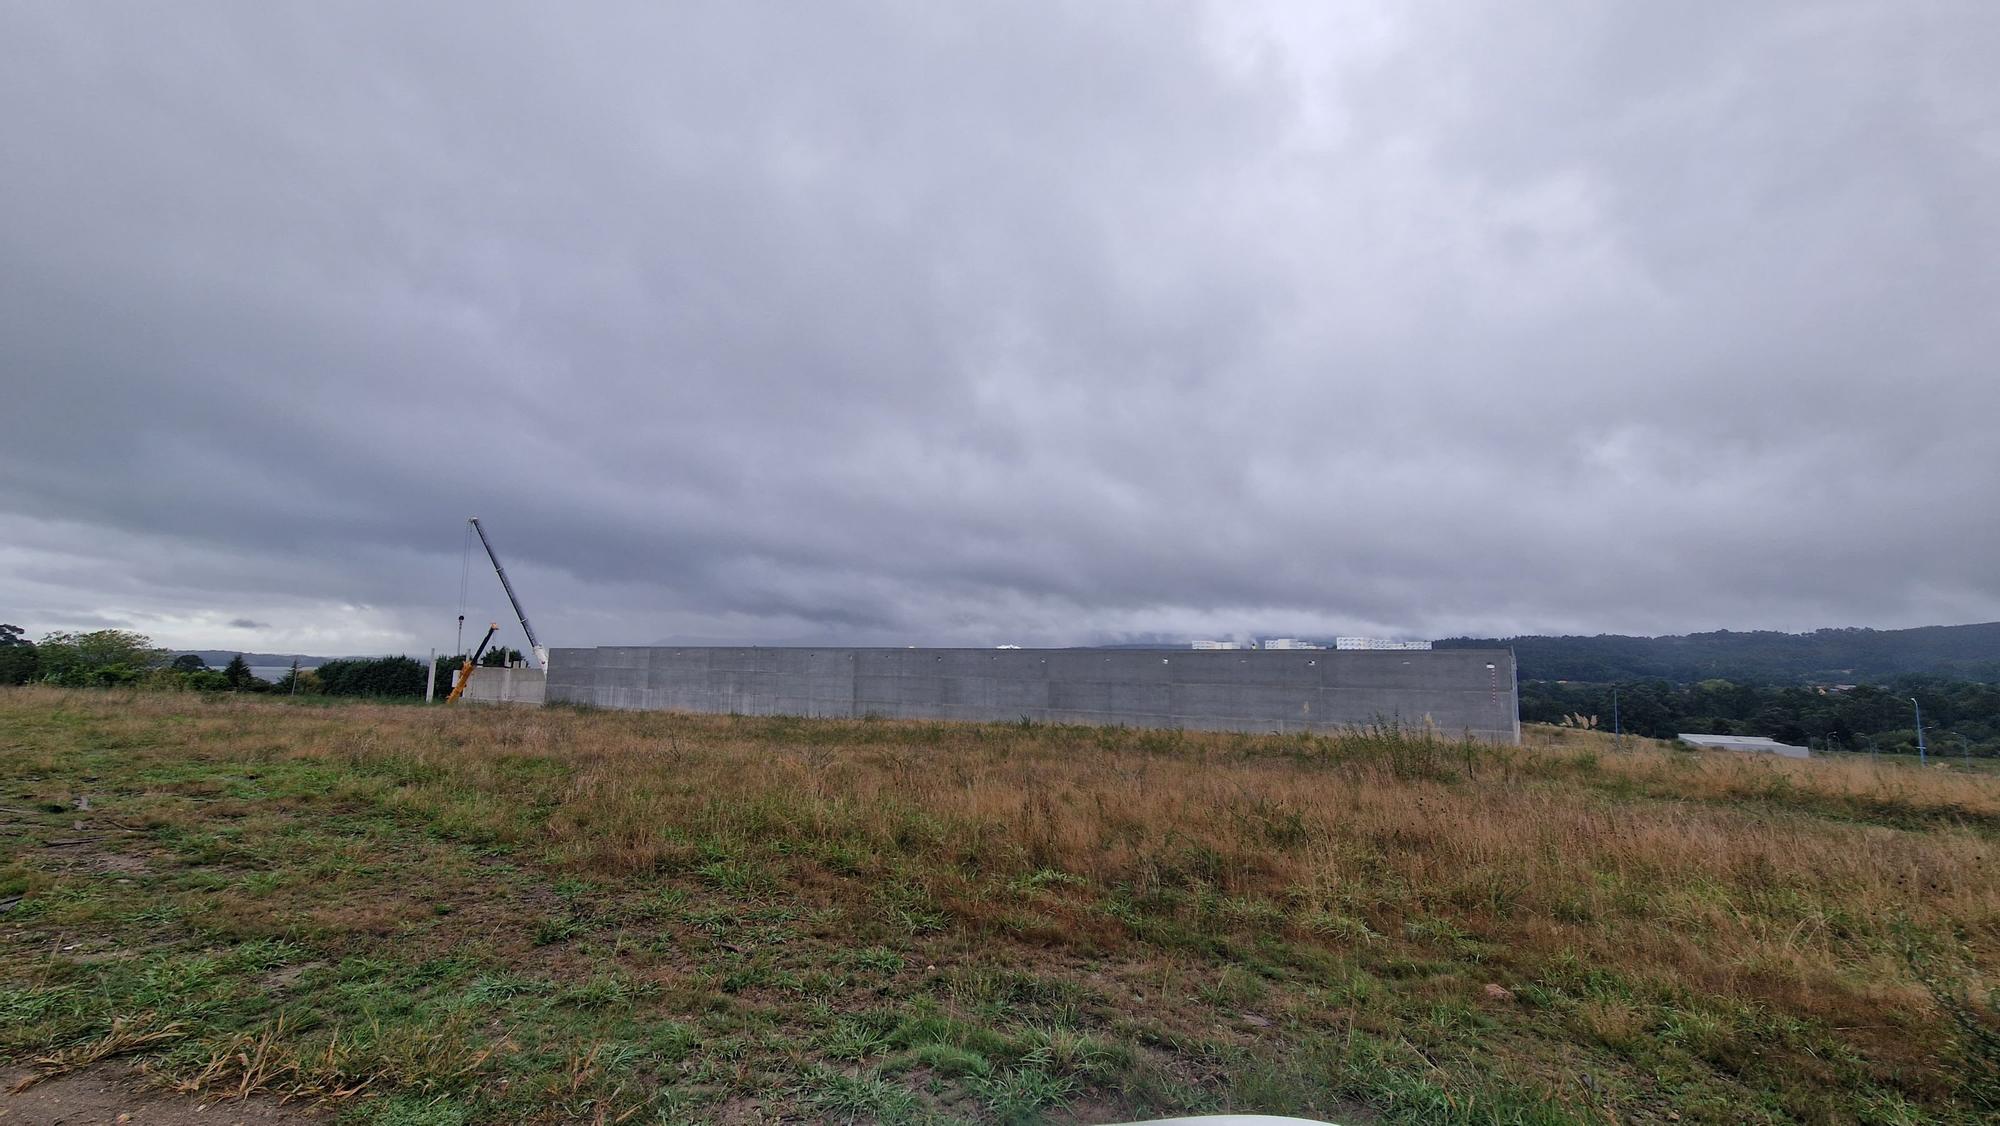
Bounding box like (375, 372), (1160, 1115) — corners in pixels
(1326, 651), (1500, 689)
(1172, 654), (1322, 687)
(596, 667), (648, 694)
(977, 652), (1048, 680)
(988, 678), (1051, 713)
(853, 649), (923, 677)
(461, 666), (546, 705)
(1169, 680), (1309, 712)
(708, 649), (783, 675)
(936, 677), (992, 708)
(648, 651), (712, 680)
(597, 647), (654, 669)
(543, 647), (1516, 742)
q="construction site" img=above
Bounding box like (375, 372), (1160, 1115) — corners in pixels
(449, 519), (1520, 742)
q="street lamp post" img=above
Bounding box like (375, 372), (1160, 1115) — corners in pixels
(1911, 698), (1927, 766)
(1947, 731), (1973, 765)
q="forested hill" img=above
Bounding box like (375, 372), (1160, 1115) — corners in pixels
(1435, 623), (2000, 684)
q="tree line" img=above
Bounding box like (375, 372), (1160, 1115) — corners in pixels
(0, 626), (519, 698)
(1521, 676), (2000, 756)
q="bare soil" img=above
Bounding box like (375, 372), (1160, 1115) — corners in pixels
(0, 1066), (322, 1124)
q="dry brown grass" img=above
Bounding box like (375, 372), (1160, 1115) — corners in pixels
(9, 1013), (186, 1092)
(43, 693), (2000, 1020)
(4, 686), (1997, 1121)
(154, 1013), (497, 1106)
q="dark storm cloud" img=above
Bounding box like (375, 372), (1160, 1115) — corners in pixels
(2, 1), (1995, 654)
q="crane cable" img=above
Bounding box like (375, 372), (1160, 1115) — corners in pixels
(456, 519), (473, 656)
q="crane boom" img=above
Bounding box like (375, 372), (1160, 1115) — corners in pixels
(445, 622), (500, 703)
(469, 517), (546, 669)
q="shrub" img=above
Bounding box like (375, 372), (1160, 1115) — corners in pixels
(314, 657), (428, 697)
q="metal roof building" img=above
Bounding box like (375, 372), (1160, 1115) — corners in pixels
(1678, 733), (1810, 759)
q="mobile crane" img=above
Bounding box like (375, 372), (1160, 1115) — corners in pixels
(446, 516), (547, 703)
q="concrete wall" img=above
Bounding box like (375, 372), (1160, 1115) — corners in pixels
(546, 647), (1519, 742)
(459, 664), (546, 705)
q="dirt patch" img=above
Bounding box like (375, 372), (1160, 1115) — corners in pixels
(0, 1065), (324, 1124)
(4, 803), (157, 881)
(257, 961), (326, 993)
(81, 852), (151, 878)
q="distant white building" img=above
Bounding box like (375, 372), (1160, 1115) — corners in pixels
(1260, 638), (1323, 650)
(1191, 640), (1245, 650)
(1334, 637), (1433, 651)
(1678, 733), (1810, 759)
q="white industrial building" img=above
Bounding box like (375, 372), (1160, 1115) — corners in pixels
(1677, 733), (1810, 759)
(1334, 637), (1433, 651)
(1190, 640), (1245, 650)
(1260, 638), (1323, 650)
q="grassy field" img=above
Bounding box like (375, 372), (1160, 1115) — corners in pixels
(1, 688), (1996, 1125)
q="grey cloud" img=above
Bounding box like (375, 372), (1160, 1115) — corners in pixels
(228, 619), (270, 631)
(1, 1), (1995, 656)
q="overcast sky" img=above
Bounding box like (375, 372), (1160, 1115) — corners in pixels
(3, 2), (1996, 656)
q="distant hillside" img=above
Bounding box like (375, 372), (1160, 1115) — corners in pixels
(171, 650), (333, 669)
(1436, 623), (2000, 684)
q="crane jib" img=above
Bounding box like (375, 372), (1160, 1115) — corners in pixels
(469, 517), (545, 667)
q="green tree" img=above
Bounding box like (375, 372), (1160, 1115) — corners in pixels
(222, 654), (262, 690)
(170, 653), (210, 672)
(143, 665), (229, 692)
(0, 623), (37, 684)
(35, 630), (164, 686)
(480, 646), (523, 668)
